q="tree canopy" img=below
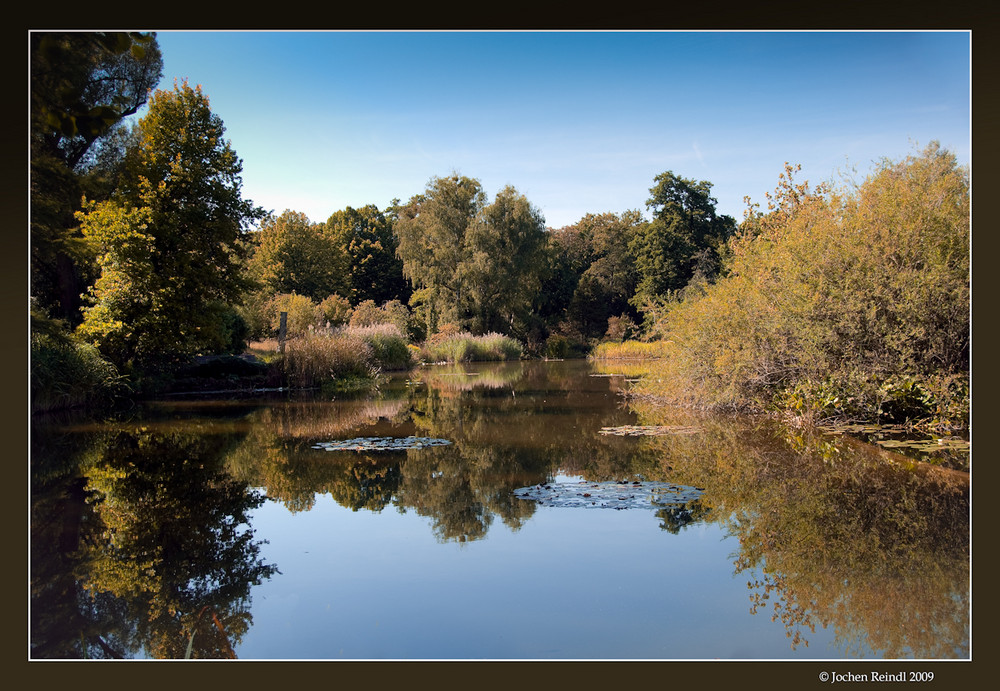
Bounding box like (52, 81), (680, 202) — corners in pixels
(76, 80), (264, 371)
(325, 204), (408, 306)
(248, 210), (349, 301)
(31, 32), (164, 324)
(630, 171), (737, 309)
(395, 175), (548, 337)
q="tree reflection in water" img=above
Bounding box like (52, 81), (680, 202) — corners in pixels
(31, 418), (279, 659)
(31, 361), (970, 659)
(628, 399), (970, 658)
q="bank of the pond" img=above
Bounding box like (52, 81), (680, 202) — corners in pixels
(590, 347), (970, 471)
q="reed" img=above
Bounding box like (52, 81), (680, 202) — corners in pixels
(422, 331), (522, 363)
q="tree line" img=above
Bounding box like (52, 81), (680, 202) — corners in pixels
(31, 32), (737, 370)
(30, 32), (970, 428)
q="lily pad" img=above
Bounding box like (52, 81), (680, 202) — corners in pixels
(874, 437), (970, 453)
(513, 480), (705, 510)
(599, 425), (703, 437)
(312, 436), (452, 452)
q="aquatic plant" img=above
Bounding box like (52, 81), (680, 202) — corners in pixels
(420, 331), (523, 363)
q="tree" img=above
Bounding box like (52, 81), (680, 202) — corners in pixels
(464, 185), (548, 334)
(247, 210), (349, 301)
(76, 80), (264, 372)
(325, 205), (409, 305)
(395, 175), (487, 334)
(538, 211), (643, 341)
(629, 171), (736, 309)
(31, 31), (163, 324)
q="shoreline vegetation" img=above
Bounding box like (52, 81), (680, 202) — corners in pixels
(30, 34), (969, 453)
(32, 143), (970, 440)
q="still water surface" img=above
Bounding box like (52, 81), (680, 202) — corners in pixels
(30, 360), (970, 659)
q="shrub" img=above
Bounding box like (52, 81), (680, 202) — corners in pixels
(318, 294), (352, 327)
(635, 143), (969, 428)
(271, 293), (321, 336)
(346, 323), (413, 371)
(238, 290), (278, 341)
(31, 333), (128, 412)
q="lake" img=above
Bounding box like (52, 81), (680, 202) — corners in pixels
(29, 360), (970, 660)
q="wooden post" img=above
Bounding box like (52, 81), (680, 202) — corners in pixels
(278, 311), (287, 353)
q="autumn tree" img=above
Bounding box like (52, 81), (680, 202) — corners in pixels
(76, 80), (264, 372)
(31, 31), (163, 324)
(325, 205), (409, 306)
(629, 171), (737, 310)
(247, 210), (349, 301)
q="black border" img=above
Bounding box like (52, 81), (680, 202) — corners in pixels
(15, 8), (990, 688)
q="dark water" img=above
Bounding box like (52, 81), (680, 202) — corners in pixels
(29, 360), (970, 659)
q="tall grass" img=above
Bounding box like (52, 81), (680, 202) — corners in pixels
(590, 340), (673, 360)
(281, 324), (414, 389)
(346, 323), (413, 371)
(421, 331), (522, 363)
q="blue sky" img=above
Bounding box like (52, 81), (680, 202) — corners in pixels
(154, 30), (970, 229)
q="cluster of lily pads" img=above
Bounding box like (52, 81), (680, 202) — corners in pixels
(599, 425), (703, 437)
(312, 436), (452, 452)
(513, 479), (705, 510)
(819, 423), (970, 455)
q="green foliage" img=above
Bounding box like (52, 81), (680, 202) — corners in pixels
(325, 205), (408, 305)
(31, 331), (128, 412)
(395, 174), (487, 333)
(238, 289), (279, 340)
(76, 80), (264, 372)
(270, 293), (320, 336)
(537, 211), (645, 346)
(247, 210), (349, 301)
(31, 32), (163, 324)
(396, 175), (547, 338)
(464, 185), (548, 334)
(636, 144), (969, 428)
(347, 324), (414, 371)
(318, 293), (352, 327)
(629, 171), (736, 309)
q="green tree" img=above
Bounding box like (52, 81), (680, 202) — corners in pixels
(395, 174), (487, 334)
(629, 171), (736, 310)
(325, 205), (409, 305)
(566, 211), (642, 339)
(465, 185), (548, 335)
(248, 210), (349, 301)
(76, 80), (264, 372)
(396, 176), (549, 338)
(31, 31), (163, 324)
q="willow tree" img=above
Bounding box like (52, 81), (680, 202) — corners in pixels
(394, 174), (487, 334)
(77, 81), (264, 372)
(395, 175), (548, 337)
(464, 185), (548, 335)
